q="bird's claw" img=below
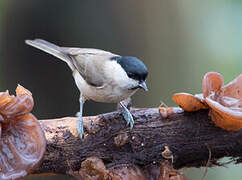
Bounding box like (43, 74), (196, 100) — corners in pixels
(119, 102), (134, 129)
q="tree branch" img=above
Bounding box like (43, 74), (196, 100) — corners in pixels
(34, 107), (242, 175)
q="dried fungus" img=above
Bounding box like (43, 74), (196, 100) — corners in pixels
(0, 85), (46, 180)
(172, 93), (207, 112)
(114, 133), (129, 147)
(145, 161), (188, 180)
(172, 72), (242, 131)
(204, 73), (242, 130)
(79, 157), (108, 180)
(78, 157), (189, 180)
(159, 161), (188, 180)
(203, 72), (223, 98)
(159, 107), (181, 118)
(109, 164), (147, 180)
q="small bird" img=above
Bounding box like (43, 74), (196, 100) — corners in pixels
(25, 39), (148, 138)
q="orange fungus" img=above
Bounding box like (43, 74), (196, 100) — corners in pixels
(172, 93), (207, 112)
(0, 85), (46, 180)
(79, 157), (109, 180)
(172, 72), (242, 131)
(202, 72), (223, 98)
(204, 73), (242, 131)
(159, 107), (184, 118)
(109, 164), (147, 180)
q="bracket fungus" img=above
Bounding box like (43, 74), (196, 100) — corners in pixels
(159, 107), (184, 118)
(172, 72), (242, 131)
(78, 157), (146, 180)
(0, 85), (46, 180)
(78, 157), (188, 180)
(202, 72), (224, 98)
(204, 73), (242, 131)
(172, 93), (207, 112)
(147, 160), (187, 180)
(78, 157), (109, 180)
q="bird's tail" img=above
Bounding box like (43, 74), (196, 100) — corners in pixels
(25, 39), (74, 70)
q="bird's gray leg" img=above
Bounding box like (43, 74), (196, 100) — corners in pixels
(119, 102), (134, 129)
(77, 95), (86, 139)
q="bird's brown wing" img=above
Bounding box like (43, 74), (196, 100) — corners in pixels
(61, 47), (118, 87)
(25, 39), (118, 87)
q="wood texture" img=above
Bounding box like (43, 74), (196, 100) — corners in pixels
(34, 107), (242, 175)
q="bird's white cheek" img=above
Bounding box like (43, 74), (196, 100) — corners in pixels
(114, 73), (130, 88)
(105, 61), (135, 89)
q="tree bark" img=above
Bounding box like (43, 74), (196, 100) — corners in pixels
(33, 107), (242, 175)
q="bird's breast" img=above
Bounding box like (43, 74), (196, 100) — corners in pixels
(73, 70), (137, 103)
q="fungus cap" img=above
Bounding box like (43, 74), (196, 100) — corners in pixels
(0, 85), (46, 180)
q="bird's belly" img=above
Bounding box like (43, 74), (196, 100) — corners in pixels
(83, 85), (137, 103)
(73, 71), (137, 103)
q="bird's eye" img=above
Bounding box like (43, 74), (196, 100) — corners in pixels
(127, 73), (135, 79)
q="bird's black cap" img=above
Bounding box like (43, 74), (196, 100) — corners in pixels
(110, 56), (148, 82)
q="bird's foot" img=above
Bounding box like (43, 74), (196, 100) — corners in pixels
(77, 113), (84, 139)
(117, 98), (132, 110)
(119, 102), (134, 129)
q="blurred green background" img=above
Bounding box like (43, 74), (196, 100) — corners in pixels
(0, 0), (241, 179)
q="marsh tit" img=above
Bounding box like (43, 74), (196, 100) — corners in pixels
(25, 39), (148, 138)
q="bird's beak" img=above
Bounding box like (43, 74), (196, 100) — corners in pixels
(139, 81), (148, 91)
